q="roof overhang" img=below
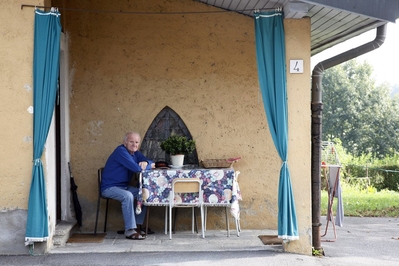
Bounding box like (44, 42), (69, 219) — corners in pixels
(196, 0), (399, 55)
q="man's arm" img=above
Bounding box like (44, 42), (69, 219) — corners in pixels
(116, 146), (142, 172)
(134, 151), (154, 170)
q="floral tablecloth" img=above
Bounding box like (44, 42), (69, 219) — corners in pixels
(138, 168), (241, 220)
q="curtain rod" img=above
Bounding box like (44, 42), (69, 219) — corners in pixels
(21, 4), (282, 15)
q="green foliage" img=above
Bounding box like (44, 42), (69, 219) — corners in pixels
(321, 140), (399, 216)
(160, 135), (196, 155)
(323, 138), (353, 164)
(322, 60), (399, 157)
(312, 247), (324, 257)
(321, 180), (399, 217)
(324, 141), (399, 192)
(371, 169), (399, 192)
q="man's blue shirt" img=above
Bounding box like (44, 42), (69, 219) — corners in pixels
(101, 145), (152, 192)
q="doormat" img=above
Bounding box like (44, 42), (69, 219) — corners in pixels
(258, 235), (283, 245)
(67, 233), (106, 243)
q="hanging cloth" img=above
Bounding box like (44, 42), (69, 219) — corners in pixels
(327, 166), (344, 227)
(254, 11), (299, 240)
(25, 8), (61, 246)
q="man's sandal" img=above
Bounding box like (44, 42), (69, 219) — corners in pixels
(125, 232), (145, 240)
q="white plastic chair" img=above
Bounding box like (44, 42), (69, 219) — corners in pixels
(168, 178), (205, 239)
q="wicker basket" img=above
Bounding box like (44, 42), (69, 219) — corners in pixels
(201, 159), (233, 168)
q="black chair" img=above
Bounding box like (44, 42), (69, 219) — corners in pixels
(94, 167), (113, 235)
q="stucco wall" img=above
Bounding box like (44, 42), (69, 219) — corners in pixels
(59, 0), (312, 253)
(64, 0), (273, 228)
(284, 18), (312, 254)
(0, 0), (36, 210)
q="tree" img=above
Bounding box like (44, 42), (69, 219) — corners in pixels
(321, 60), (399, 157)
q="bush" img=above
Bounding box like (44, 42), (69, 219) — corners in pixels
(325, 140), (399, 192)
(160, 135), (196, 155)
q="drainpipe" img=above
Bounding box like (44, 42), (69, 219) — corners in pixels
(311, 24), (387, 251)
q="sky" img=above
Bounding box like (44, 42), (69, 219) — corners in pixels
(311, 19), (399, 86)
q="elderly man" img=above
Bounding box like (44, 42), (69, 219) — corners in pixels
(101, 132), (154, 240)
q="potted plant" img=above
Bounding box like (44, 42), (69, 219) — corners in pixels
(160, 135), (196, 166)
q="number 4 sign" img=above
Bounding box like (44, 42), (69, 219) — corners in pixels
(289, 60), (304, 73)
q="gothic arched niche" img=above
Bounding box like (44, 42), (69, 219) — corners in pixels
(140, 106), (199, 166)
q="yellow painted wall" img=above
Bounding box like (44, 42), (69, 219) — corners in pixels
(284, 18), (312, 254)
(58, 0), (312, 254)
(0, 0), (44, 210)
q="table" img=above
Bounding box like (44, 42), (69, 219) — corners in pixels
(139, 167), (241, 216)
(137, 167), (242, 235)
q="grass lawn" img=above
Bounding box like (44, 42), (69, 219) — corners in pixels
(321, 182), (399, 217)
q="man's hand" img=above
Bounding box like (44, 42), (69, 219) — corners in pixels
(138, 161), (148, 170)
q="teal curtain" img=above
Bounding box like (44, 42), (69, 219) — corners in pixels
(254, 11), (299, 240)
(25, 8), (61, 246)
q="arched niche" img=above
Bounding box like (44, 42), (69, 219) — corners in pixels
(140, 106), (199, 166)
